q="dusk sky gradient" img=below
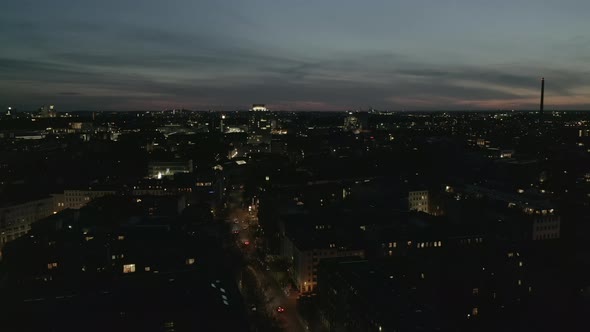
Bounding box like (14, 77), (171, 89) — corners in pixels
(1, 0), (590, 111)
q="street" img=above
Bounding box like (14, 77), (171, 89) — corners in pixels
(225, 187), (307, 332)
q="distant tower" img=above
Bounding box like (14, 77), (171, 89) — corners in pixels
(247, 104), (272, 151)
(540, 77), (545, 119)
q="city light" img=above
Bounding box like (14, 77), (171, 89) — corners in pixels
(0, 17), (582, 329)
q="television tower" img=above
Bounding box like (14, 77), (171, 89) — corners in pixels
(540, 77), (544, 119)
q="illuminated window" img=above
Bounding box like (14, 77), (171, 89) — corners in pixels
(85, 236), (94, 241)
(145, 266), (151, 272)
(388, 250), (393, 256)
(393, 242), (397, 248)
(186, 258), (195, 265)
(47, 262), (58, 270)
(123, 264), (136, 274)
(518, 280), (522, 286)
(519, 261), (523, 267)
(438, 241), (442, 247)
(472, 307), (478, 316)
(118, 235), (125, 240)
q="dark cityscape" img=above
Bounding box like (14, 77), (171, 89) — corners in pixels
(1, 1), (590, 332)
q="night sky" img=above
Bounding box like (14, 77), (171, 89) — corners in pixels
(1, 0), (589, 111)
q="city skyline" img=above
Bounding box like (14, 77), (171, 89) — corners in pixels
(2, 0), (590, 111)
(2, 2), (589, 331)
(1, 107), (586, 331)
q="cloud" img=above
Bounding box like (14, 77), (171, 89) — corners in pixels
(1, 19), (590, 111)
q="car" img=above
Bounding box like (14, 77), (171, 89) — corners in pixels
(276, 306), (285, 313)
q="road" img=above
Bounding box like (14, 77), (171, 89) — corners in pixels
(225, 188), (307, 332)
(256, 264), (307, 332)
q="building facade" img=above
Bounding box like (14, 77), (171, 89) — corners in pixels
(283, 235), (364, 294)
(408, 190), (429, 213)
(63, 189), (116, 209)
(0, 196), (62, 248)
(147, 160), (193, 179)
